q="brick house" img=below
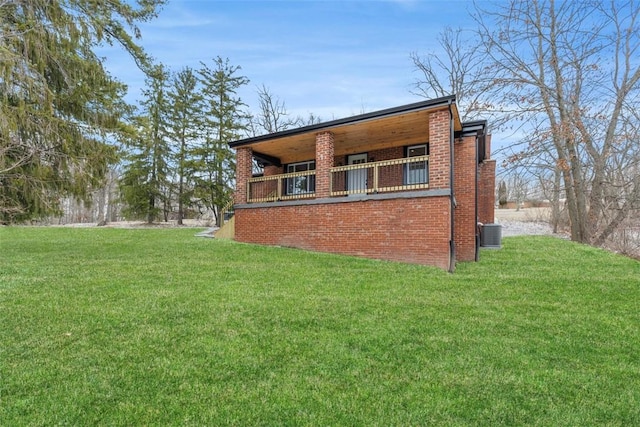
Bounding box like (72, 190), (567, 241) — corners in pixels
(228, 95), (496, 271)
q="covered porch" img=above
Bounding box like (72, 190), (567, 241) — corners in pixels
(231, 97), (462, 205)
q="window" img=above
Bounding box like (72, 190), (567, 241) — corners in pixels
(286, 160), (316, 195)
(404, 144), (429, 185)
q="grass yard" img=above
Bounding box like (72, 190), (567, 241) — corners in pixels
(1, 227), (639, 425)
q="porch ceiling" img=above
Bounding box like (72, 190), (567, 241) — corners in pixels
(234, 99), (462, 165)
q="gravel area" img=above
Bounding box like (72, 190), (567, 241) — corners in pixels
(495, 219), (555, 237)
(493, 208), (564, 237)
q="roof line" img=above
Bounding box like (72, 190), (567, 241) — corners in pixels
(229, 95), (457, 148)
(459, 120), (487, 136)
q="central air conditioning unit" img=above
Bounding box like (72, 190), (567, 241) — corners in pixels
(481, 223), (502, 249)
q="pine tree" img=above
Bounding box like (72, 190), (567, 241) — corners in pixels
(165, 67), (202, 225)
(196, 57), (249, 227)
(119, 65), (172, 223)
(0, 0), (165, 223)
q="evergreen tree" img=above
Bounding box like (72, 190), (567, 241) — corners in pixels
(196, 57), (249, 227)
(119, 117), (157, 221)
(165, 66), (202, 225)
(119, 66), (172, 223)
(0, 0), (165, 223)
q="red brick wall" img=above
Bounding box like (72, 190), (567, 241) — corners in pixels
(315, 132), (334, 197)
(235, 196), (452, 269)
(478, 159), (496, 224)
(483, 134), (492, 161)
(369, 146), (404, 162)
(453, 136), (478, 262)
(264, 165), (282, 176)
(234, 147), (253, 204)
(428, 110), (450, 189)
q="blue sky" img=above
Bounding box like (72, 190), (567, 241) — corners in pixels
(104, 0), (479, 121)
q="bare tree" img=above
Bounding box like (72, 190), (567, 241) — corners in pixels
(248, 85), (323, 137)
(411, 27), (508, 127)
(506, 169), (531, 211)
(536, 168), (564, 233)
(474, 0), (640, 244)
(250, 85), (303, 134)
(501, 117), (566, 230)
(498, 180), (508, 208)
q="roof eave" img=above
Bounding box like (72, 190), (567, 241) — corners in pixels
(457, 120), (487, 137)
(229, 95), (457, 148)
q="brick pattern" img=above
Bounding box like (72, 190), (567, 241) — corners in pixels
(234, 147), (253, 204)
(428, 110), (450, 189)
(483, 135), (492, 162)
(367, 146), (405, 162)
(315, 132), (334, 197)
(235, 196), (452, 269)
(264, 165), (282, 176)
(478, 159), (496, 224)
(454, 136), (478, 262)
(369, 147), (405, 188)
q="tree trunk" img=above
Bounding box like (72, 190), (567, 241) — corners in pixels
(551, 168), (561, 234)
(178, 179), (184, 225)
(214, 205), (222, 228)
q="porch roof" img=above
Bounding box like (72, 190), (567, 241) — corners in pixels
(230, 95), (462, 166)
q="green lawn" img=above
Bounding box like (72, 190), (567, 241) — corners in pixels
(1, 227), (638, 426)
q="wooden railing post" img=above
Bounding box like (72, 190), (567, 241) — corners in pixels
(373, 163), (379, 193)
(277, 176), (282, 200)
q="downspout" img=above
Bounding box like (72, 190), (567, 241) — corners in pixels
(448, 100), (456, 273)
(475, 133), (481, 262)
